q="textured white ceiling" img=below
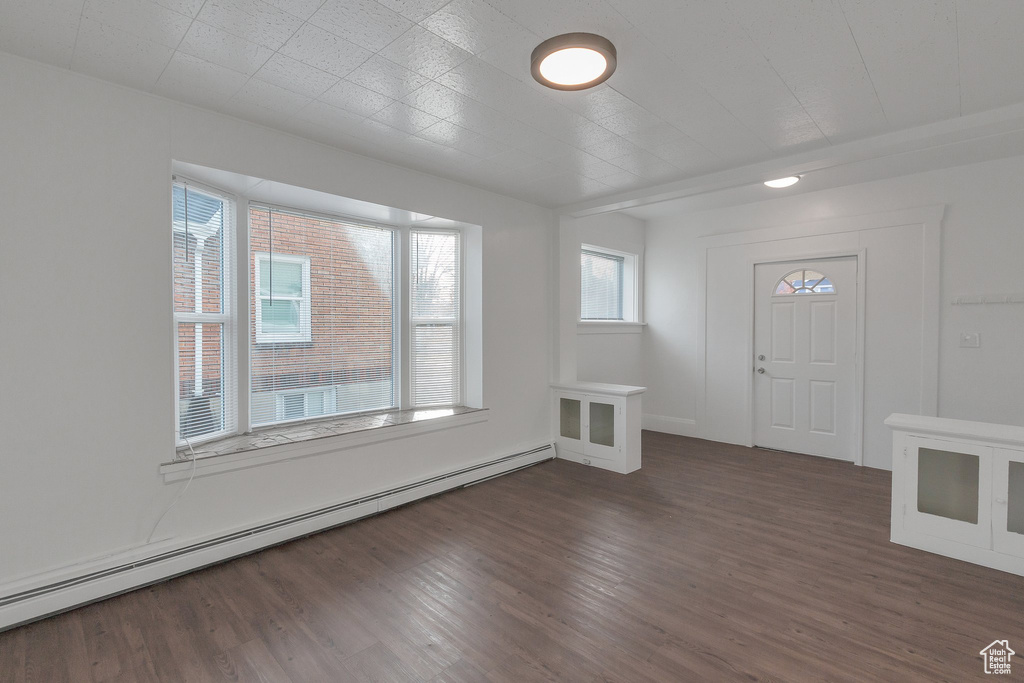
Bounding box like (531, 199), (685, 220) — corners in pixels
(1, 0), (1020, 207)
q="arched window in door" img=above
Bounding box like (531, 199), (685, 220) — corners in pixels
(774, 269), (835, 295)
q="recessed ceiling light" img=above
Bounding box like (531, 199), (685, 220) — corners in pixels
(764, 176), (800, 189)
(531, 33), (617, 91)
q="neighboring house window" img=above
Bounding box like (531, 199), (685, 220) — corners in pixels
(253, 253), (311, 343)
(275, 387), (336, 421)
(172, 182), (235, 442)
(581, 245), (638, 322)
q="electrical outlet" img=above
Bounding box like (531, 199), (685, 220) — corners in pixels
(960, 331), (981, 348)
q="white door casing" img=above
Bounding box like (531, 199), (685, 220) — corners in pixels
(753, 257), (858, 460)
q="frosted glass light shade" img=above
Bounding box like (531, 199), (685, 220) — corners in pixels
(539, 48), (607, 86)
(532, 33), (616, 91)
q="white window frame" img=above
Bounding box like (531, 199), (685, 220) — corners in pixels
(580, 244), (639, 323)
(172, 178), (238, 447)
(408, 228), (463, 408)
(253, 252), (312, 344)
(173, 176), (468, 450)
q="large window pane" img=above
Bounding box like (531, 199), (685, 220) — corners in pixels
(249, 207), (395, 426)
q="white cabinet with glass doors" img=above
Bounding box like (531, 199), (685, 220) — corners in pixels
(552, 382), (645, 474)
(887, 414), (1024, 577)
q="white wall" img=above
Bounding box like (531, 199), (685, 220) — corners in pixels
(643, 154), (1024, 469)
(0, 54), (555, 586)
(558, 212), (646, 387)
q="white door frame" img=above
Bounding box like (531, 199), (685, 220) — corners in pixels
(747, 250), (866, 465)
(693, 204), (943, 468)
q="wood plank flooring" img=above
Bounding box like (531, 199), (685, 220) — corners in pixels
(3, 432), (1023, 681)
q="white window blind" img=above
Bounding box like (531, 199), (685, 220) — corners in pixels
(249, 205), (396, 427)
(410, 230), (461, 407)
(172, 182), (235, 443)
(581, 248), (624, 320)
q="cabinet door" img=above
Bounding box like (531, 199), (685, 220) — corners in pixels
(554, 392), (584, 453)
(584, 395), (623, 460)
(993, 448), (1024, 557)
(904, 436), (992, 548)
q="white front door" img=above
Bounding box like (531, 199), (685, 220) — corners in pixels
(753, 257), (858, 461)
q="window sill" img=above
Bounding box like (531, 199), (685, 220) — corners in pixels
(576, 321), (647, 335)
(161, 406), (488, 482)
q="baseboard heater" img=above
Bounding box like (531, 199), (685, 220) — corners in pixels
(0, 443), (554, 631)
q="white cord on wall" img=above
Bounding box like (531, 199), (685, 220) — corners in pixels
(146, 437), (198, 544)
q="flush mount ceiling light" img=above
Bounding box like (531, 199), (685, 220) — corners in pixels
(764, 176), (800, 189)
(531, 33), (617, 90)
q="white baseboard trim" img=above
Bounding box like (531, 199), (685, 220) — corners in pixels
(0, 443), (554, 631)
(891, 530), (1024, 578)
(643, 414), (699, 437)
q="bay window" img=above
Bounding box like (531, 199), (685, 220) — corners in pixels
(172, 178), (463, 447)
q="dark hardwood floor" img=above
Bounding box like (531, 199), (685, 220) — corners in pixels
(3, 432), (1023, 681)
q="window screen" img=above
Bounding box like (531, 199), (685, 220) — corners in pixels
(410, 230), (461, 406)
(249, 206), (395, 426)
(581, 248), (624, 320)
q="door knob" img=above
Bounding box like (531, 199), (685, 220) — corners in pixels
(758, 354), (765, 361)
(756, 367), (766, 374)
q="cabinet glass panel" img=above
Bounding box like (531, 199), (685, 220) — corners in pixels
(917, 448), (979, 524)
(1008, 461), (1024, 535)
(589, 401), (615, 447)
(559, 398), (581, 440)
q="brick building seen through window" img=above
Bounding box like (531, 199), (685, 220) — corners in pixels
(248, 207), (395, 426)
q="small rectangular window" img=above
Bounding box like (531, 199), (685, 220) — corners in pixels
(254, 253), (311, 343)
(581, 246), (638, 322)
